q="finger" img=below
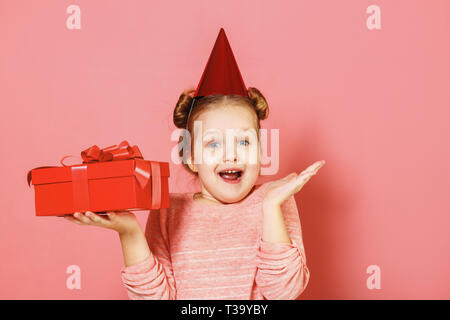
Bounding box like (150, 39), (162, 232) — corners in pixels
(291, 175), (312, 193)
(296, 168), (317, 184)
(85, 211), (111, 226)
(106, 211), (117, 222)
(286, 172), (297, 180)
(287, 162), (323, 190)
(313, 160), (325, 171)
(297, 173), (312, 185)
(271, 162), (325, 197)
(64, 215), (83, 225)
(73, 212), (92, 224)
(301, 161), (325, 176)
(309, 161), (322, 172)
(297, 167), (316, 181)
(270, 172), (297, 187)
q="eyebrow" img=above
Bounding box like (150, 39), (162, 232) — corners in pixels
(203, 136), (220, 145)
(204, 127), (256, 133)
(239, 127), (256, 131)
(203, 133), (220, 140)
(202, 127), (257, 138)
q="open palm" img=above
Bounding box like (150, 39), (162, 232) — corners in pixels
(263, 160), (325, 208)
(64, 210), (141, 235)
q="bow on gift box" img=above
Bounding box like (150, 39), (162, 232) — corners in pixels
(27, 140), (162, 210)
(63, 140), (154, 190)
(78, 140), (143, 164)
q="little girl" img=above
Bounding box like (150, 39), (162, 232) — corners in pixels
(65, 29), (325, 299)
(65, 87), (324, 300)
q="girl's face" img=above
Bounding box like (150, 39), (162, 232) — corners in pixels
(187, 103), (262, 204)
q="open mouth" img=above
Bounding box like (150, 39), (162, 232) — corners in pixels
(218, 169), (244, 184)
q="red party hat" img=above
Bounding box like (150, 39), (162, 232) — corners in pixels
(193, 28), (247, 98)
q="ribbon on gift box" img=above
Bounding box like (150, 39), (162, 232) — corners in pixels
(27, 140), (162, 211)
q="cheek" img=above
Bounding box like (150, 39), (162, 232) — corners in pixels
(197, 164), (218, 180)
(202, 148), (223, 164)
(244, 163), (260, 179)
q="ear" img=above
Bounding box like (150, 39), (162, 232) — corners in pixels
(186, 154), (198, 173)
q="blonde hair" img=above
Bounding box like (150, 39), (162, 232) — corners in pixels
(173, 87), (269, 174)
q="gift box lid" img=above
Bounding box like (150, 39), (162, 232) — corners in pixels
(30, 159), (170, 186)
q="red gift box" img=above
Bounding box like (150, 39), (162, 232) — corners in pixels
(27, 141), (170, 216)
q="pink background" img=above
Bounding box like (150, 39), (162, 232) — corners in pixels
(1, 0), (449, 299)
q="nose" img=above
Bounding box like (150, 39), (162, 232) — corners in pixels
(224, 136), (237, 162)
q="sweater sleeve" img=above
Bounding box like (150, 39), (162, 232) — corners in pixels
(255, 195), (310, 300)
(120, 208), (177, 300)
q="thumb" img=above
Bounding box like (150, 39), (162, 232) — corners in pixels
(271, 172), (296, 188)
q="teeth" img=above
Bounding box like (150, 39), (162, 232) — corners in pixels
(222, 170), (240, 173)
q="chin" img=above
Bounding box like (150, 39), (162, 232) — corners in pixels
(215, 179), (256, 203)
(215, 193), (244, 204)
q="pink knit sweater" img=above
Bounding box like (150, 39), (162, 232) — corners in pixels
(120, 181), (310, 300)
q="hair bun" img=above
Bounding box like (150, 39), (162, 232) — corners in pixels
(173, 88), (195, 128)
(247, 87), (269, 120)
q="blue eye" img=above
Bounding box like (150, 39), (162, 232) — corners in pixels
(238, 139), (249, 146)
(208, 141), (220, 148)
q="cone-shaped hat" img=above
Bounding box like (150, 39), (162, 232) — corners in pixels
(194, 28), (247, 97)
